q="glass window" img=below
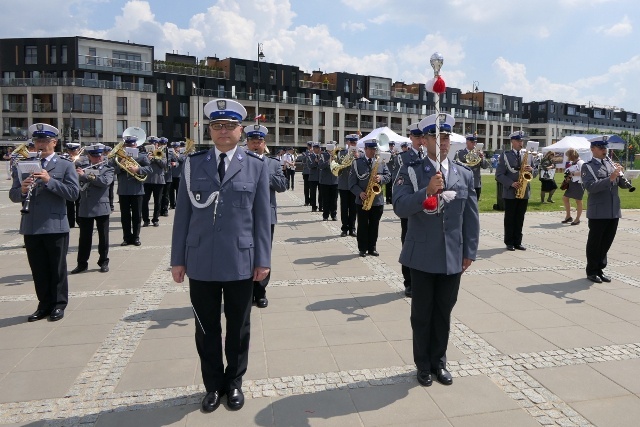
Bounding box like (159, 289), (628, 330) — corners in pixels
(344, 78), (350, 93)
(451, 93), (458, 104)
(291, 71), (297, 87)
(141, 121), (151, 136)
(157, 100), (163, 115)
(178, 81), (186, 96)
(567, 106), (576, 115)
(117, 97), (127, 115)
(235, 65), (246, 82)
(179, 102), (189, 117)
(514, 100), (519, 111)
(141, 98), (151, 116)
(117, 120), (127, 137)
(61, 45), (67, 64)
(550, 104), (555, 113)
(88, 47), (96, 65)
(157, 79), (165, 94)
(50, 46), (57, 65)
(269, 69), (276, 83)
(25, 46), (37, 64)
(112, 51), (142, 70)
(356, 80), (363, 94)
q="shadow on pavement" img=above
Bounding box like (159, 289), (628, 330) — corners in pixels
(516, 278), (595, 304)
(306, 293), (400, 321)
(294, 254), (357, 267)
(0, 273), (33, 286)
(475, 247), (508, 259)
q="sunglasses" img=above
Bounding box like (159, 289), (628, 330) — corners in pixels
(210, 123), (240, 131)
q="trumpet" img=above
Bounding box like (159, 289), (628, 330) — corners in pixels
(71, 147), (85, 163)
(605, 156), (636, 192)
(20, 150), (43, 215)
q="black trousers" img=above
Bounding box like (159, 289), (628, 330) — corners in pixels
(475, 187), (481, 201)
(119, 194), (143, 242)
(24, 233), (69, 311)
(356, 204), (384, 252)
(309, 180), (319, 210)
(142, 183), (163, 222)
(339, 189), (356, 232)
(410, 269), (461, 372)
(190, 278), (253, 392)
(320, 184), (338, 219)
(66, 198), (80, 228)
(586, 218), (619, 276)
(318, 182), (324, 211)
(285, 169), (295, 190)
(160, 181), (172, 213)
(400, 217), (411, 288)
(385, 182), (393, 204)
(77, 215), (109, 267)
(253, 224), (275, 300)
(108, 181), (115, 209)
(170, 178), (180, 208)
(503, 198), (529, 246)
(302, 173), (310, 205)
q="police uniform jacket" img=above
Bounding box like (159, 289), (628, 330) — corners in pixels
(495, 149), (537, 199)
(302, 151), (311, 175)
(348, 156), (391, 206)
(318, 151), (338, 185)
(145, 156), (166, 185)
(308, 152), (320, 181)
(78, 164), (114, 218)
(163, 150), (176, 183)
(392, 159), (479, 275)
(9, 154), (80, 235)
(113, 155), (152, 196)
(173, 153), (186, 178)
(170, 146), (272, 282)
(455, 148), (489, 188)
(581, 158), (623, 219)
(267, 156), (287, 225)
(386, 153), (398, 179)
(337, 149), (353, 191)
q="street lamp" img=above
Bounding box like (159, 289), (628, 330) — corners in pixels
(192, 57), (201, 147)
(256, 43), (265, 120)
(472, 81), (479, 134)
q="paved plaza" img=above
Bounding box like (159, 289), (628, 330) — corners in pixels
(1, 174), (640, 426)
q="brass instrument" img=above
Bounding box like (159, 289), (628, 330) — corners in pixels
(331, 146), (356, 176)
(184, 138), (196, 154)
(515, 149), (532, 199)
(13, 142), (32, 159)
(151, 149), (165, 160)
(79, 160), (109, 191)
(464, 148), (481, 167)
(362, 155), (382, 211)
(109, 126), (148, 182)
(70, 147), (85, 163)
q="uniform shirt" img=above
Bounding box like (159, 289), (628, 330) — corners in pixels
(581, 157), (623, 219)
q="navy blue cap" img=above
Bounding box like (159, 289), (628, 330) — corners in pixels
(364, 140), (378, 148)
(589, 135), (609, 147)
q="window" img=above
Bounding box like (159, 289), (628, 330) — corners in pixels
(141, 121), (151, 136)
(356, 80), (363, 94)
(253, 66), (259, 83)
(157, 79), (165, 94)
(179, 102), (189, 117)
(157, 100), (164, 116)
(141, 98), (151, 116)
(441, 92), (447, 103)
(117, 120), (127, 137)
(539, 103), (546, 112)
(344, 78), (350, 93)
(235, 65), (246, 82)
(218, 84), (225, 97)
(63, 94), (103, 113)
(84, 72), (97, 81)
(514, 101), (519, 111)
(50, 46), (57, 64)
(269, 69), (276, 83)
(291, 71), (297, 87)
(567, 106), (576, 115)
(87, 47), (97, 65)
(112, 51), (142, 70)
(452, 93), (458, 104)
(177, 81), (186, 96)
(25, 46), (37, 64)
(550, 104), (555, 113)
(117, 97), (127, 115)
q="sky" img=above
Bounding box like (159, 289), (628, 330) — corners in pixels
(2, 0), (639, 113)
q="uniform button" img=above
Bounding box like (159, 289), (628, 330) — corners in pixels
(243, 185), (247, 189)
(216, 227), (221, 232)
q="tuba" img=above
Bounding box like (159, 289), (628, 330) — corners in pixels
(109, 127), (148, 182)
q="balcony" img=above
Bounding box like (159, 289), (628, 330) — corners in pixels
(32, 103), (55, 113)
(361, 121), (373, 129)
(390, 123), (402, 131)
(344, 120), (358, 128)
(0, 77), (153, 92)
(298, 117), (313, 125)
(460, 99), (479, 107)
(298, 80), (335, 91)
(391, 91), (418, 100)
(2, 127), (28, 138)
(79, 54), (153, 76)
(4, 103), (27, 112)
(368, 88), (391, 99)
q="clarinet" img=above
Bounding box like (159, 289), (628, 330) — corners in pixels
(20, 150), (43, 214)
(605, 156), (636, 192)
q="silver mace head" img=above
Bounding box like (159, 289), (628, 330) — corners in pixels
(430, 52), (444, 76)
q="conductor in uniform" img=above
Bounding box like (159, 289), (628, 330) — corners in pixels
(337, 135), (359, 237)
(9, 123), (80, 322)
(455, 134), (489, 200)
(495, 130), (536, 251)
(348, 139), (391, 257)
(70, 143), (114, 274)
(582, 135), (629, 283)
(171, 99), (271, 413)
(392, 113), (479, 387)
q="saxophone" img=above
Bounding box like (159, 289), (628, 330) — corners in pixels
(515, 149), (532, 199)
(362, 156), (382, 211)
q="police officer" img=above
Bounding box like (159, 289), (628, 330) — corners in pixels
(455, 134), (489, 200)
(70, 143), (114, 274)
(169, 141), (185, 209)
(495, 130), (536, 251)
(114, 134), (152, 246)
(302, 141), (312, 206)
(9, 123), (80, 322)
(171, 99), (271, 414)
(348, 139), (391, 257)
(308, 142), (321, 212)
(245, 124), (287, 308)
(337, 135), (359, 237)
(159, 137), (175, 216)
(392, 123), (425, 297)
(104, 145), (115, 211)
(318, 142), (339, 221)
(63, 142), (82, 228)
(142, 136), (166, 227)
(582, 135), (627, 283)
(385, 141), (397, 204)
(392, 113), (479, 387)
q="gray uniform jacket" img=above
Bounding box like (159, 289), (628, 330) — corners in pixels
(267, 156), (287, 224)
(9, 155), (80, 235)
(581, 158), (623, 219)
(113, 155), (152, 196)
(170, 146), (272, 282)
(302, 152), (311, 175)
(455, 148), (489, 188)
(173, 153), (186, 178)
(163, 150), (176, 183)
(146, 157), (166, 185)
(495, 149), (537, 200)
(392, 159), (479, 275)
(348, 156), (391, 206)
(308, 153), (320, 181)
(318, 152), (338, 185)
(336, 149), (352, 191)
(78, 164), (114, 218)
(386, 153), (398, 179)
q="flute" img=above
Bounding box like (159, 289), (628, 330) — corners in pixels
(605, 156), (636, 192)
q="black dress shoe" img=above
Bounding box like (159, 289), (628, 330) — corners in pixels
(100, 262), (109, 273)
(70, 264), (88, 274)
(434, 368), (453, 385)
(331, 216), (337, 221)
(226, 388), (244, 410)
(49, 308), (64, 322)
(340, 231), (347, 237)
(161, 212), (169, 217)
(359, 251), (366, 257)
(599, 274), (612, 283)
(514, 245), (526, 251)
(417, 370), (432, 387)
(201, 391), (222, 413)
(367, 250), (379, 256)
(349, 231), (357, 237)
(121, 241), (130, 246)
(256, 297), (268, 308)
(506, 245), (515, 251)
(28, 309), (50, 322)
(142, 222), (150, 227)
(152, 221), (159, 227)
(404, 287), (412, 298)
(587, 274), (603, 283)
(133, 239), (142, 246)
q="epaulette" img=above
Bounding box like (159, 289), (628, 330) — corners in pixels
(59, 155), (73, 162)
(189, 150), (207, 157)
(452, 159), (472, 171)
(246, 151), (264, 161)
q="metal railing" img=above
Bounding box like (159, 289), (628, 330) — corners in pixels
(4, 103), (27, 112)
(32, 103), (55, 113)
(391, 91), (419, 100)
(0, 77), (153, 92)
(79, 55), (153, 75)
(299, 80), (336, 91)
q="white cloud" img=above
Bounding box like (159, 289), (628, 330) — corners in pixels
(368, 14), (392, 25)
(341, 21), (366, 32)
(597, 15), (632, 37)
(537, 26), (551, 39)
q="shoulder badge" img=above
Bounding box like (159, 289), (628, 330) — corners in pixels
(246, 151), (264, 161)
(189, 150), (207, 157)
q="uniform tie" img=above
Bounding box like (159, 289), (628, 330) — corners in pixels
(418, 151), (423, 160)
(41, 158), (46, 168)
(367, 158), (372, 168)
(218, 153), (227, 182)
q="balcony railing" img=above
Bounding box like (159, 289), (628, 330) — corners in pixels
(79, 55), (153, 76)
(391, 91), (419, 100)
(4, 103), (27, 112)
(369, 88), (391, 99)
(2, 127), (28, 138)
(298, 117), (313, 125)
(0, 77), (153, 92)
(344, 120), (358, 128)
(298, 80), (335, 91)
(32, 103), (55, 113)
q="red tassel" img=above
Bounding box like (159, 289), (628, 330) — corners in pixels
(423, 195), (438, 210)
(432, 76), (446, 94)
